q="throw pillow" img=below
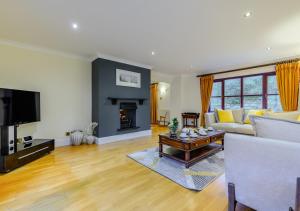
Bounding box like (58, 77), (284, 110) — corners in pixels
(232, 108), (244, 124)
(217, 109), (235, 123)
(244, 109), (265, 124)
(214, 108), (220, 122)
(297, 115), (300, 122)
(250, 115), (300, 143)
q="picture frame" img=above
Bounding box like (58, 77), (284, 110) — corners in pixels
(116, 69), (141, 88)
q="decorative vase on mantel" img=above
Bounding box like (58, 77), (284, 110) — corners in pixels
(168, 118), (179, 138)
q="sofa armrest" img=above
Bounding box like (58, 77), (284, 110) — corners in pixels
(224, 133), (300, 211)
(205, 112), (216, 127)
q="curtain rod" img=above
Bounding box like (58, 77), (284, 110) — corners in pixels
(197, 58), (300, 78)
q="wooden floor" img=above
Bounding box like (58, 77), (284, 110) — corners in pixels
(0, 126), (227, 211)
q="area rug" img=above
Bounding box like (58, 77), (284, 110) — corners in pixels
(128, 147), (224, 191)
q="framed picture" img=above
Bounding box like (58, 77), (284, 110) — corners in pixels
(116, 69), (141, 88)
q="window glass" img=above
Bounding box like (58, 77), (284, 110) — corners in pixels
(210, 97), (222, 110)
(267, 75), (279, 94)
(243, 96), (263, 109)
(225, 79), (241, 96)
(225, 97), (241, 109)
(243, 76), (263, 95)
(267, 95), (282, 112)
(212, 82), (222, 96)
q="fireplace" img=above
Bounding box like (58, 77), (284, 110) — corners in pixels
(119, 102), (139, 131)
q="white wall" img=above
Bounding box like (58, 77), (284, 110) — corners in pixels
(214, 65), (275, 79)
(181, 74), (201, 113)
(157, 82), (171, 111)
(151, 71), (201, 127)
(0, 43), (91, 146)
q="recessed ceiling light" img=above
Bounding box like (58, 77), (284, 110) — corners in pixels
(244, 12), (252, 18)
(72, 23), (78, 29)
(267, 47), (271, 51)
(151, 51), (155, 55)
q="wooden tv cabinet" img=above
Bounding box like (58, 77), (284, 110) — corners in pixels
(0, 139), (55, 172)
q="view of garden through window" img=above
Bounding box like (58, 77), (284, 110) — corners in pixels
(210, 73), (282, 111)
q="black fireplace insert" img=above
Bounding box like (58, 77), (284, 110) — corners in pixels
(118, 102), (139, 131)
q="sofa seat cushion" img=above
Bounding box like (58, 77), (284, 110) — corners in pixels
(233, 124), (255, 135)
(211, 123), (255, 135)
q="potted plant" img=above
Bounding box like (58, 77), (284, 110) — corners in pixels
(168, 118), (179, 138)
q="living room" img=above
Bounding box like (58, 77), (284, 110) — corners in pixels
(0, 1), (300, 211)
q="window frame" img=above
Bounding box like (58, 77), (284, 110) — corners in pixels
(210, 72), (278, 111)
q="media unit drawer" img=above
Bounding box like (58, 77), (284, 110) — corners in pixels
(1, 139), (54, 172)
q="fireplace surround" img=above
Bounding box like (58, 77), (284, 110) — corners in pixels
(92, 58), (150, 139)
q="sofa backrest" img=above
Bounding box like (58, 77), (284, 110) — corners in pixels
(250, 115), (300, 143)
(264, 111), (300, 121)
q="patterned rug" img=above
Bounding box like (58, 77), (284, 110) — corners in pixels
(128, 147), (224, 191)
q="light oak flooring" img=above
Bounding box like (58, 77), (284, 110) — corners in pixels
(0, 126), (227, 211)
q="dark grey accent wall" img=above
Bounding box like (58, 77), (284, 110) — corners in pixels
(92, 58), (151, 138)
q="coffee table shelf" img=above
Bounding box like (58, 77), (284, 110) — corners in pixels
(159, 131), (225, 168)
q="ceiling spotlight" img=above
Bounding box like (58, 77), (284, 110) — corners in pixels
(267, 47), (271, 51)
(244, 12), (252, 18)
(72, 23), (78, 29)
(151, 51), (155, 55)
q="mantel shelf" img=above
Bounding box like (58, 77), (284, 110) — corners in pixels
(107, 97), (147, 105)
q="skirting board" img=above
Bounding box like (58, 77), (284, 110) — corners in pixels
(97, 130), (152, 145)
(55, 137), (71, 147)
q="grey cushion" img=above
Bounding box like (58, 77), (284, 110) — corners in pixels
(232, 108), (244, 124)
(250, 115), (300, 143)
(214, 108), (220, 122)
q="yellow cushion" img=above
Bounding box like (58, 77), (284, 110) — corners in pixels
(244, 109), (265, 124)
(297, 115), (300, 122)
(217, 109), (235, 123)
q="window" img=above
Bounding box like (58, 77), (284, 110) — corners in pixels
(224, 78), (241, 109)
(209, 72), (282, 111)
(243, 75), (263, 109)
(210, 81), (222, 110)
(267, 75), (282, 111)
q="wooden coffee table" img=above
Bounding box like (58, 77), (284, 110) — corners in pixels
(158, 130), (225, 168)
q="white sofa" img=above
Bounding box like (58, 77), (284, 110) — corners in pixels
(224, 116), (300, 211)
(205, 110), (300, 136)
(205, 112), (255, 135)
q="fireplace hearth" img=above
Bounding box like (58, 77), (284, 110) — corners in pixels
(118, 102), (139, 131)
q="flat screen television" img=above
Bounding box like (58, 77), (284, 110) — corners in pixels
(0, 88), (40, 126)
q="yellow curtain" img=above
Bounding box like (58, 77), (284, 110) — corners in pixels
(150, 83), (158, 124)
(200, 75), (214, 126)
(276, 61), (300, 111)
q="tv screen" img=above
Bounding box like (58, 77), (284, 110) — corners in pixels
(0, 88), (40, 126)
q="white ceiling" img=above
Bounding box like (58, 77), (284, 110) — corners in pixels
(0, 0), (300, 74)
